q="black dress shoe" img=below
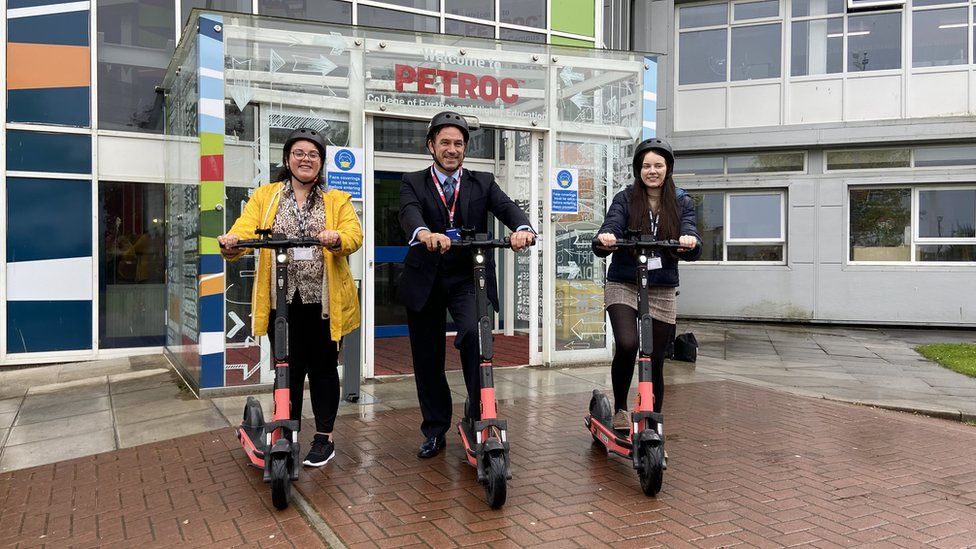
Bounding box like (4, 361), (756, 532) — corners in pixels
(417, 435), (446, 458)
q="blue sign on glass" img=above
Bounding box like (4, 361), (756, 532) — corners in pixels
(550, 168), (579, 214)
(327, 146), (363, 199)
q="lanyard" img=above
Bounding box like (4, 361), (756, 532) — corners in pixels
(430, 167), (461, 227)
(649, 211), (659, 255)
(288, 183), (316, 236)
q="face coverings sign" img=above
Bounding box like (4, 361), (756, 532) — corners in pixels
(326, 146), (364, 199)
(551, 168), (579, 214)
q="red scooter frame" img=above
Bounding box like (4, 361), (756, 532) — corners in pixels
(230, 229), (322, 510)
(451, 229), (533, 509)
(585, 233), (683, 496)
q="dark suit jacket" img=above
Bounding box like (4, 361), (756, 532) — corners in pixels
(398, 166), (532, 312)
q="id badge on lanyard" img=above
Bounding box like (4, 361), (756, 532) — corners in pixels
(647, 212), (662, 270)
(431, 167), (461, 229)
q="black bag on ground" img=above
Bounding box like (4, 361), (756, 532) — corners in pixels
(672, 332), (698, 362)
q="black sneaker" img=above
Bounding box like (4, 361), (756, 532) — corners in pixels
(303, 436), (335, 467)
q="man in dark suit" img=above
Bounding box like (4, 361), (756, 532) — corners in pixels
(398, 111), (535, 458)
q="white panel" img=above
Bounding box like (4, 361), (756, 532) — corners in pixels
(789, 205), (816, 263)
(846, 75), (901, 121)
(818, 205), (844, 264)
(790, 180), (815, 207)
(675, 88), (726, 131)
(7, 257), (93, 301)
(789, 79), (842, 124)
(729, 84), (781, 128)
(818, 264), (976, 324)
(225, 143), (259, 188)
(909, 71), (968, 118)
(98, 135), (166, 183)
(819, 179), (844, 207)
(680, 264), (816, 320)
(199, 331), (224, 355)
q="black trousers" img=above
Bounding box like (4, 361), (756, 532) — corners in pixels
(607, 304), (676, 415)
(406, 274), (482, 439)
(268, 291), (341, 434)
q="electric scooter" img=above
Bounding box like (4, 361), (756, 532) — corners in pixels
(229, 229), (323, 510)
(451, 228), (533, 509)
(584, 231), (683, 496)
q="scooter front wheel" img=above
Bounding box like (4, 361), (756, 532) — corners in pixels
(484, 453), (507, 509)
(637, 443), (664, 496)
(270, 455), (291, 510)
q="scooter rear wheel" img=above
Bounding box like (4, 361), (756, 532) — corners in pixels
(270, 455), (291, 510)
(638, 443), (664, 496)
(484, 453), (507, 509)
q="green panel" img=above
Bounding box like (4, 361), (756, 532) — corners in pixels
(199, 210), (224, 239)
(200, 181), (223, 210)
(551, 0), (595, 38)
(551, 36), (594, 48)
(200, 236), (220, 255)
(200, 132), (224, 156)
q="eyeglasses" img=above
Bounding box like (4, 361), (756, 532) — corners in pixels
(291, 150), (321, 161)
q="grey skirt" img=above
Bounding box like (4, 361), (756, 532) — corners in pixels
(604, 281), (677, 324)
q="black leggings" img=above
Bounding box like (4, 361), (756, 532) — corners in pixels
(268, 292), (341, 434)
(607, 304), (676, 414)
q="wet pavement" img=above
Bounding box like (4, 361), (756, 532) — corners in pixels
(1, 321), (975, 547)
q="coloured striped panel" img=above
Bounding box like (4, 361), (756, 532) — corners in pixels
(7, 300), (92, 353)
(6, 257), (93, 301)
(6, 130), (91, 173)
(6, 177), (92, 262)
(643, 56), (658, 140)
(7, 87), (90, 126)
(7, 10), (89, 47)
(197, 15), (225, 387)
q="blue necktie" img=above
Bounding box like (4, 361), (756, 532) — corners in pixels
(442, 176), (456, 208)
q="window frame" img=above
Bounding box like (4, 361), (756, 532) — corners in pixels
(687, 188), (789, 264)
(847, 183), (976, 264)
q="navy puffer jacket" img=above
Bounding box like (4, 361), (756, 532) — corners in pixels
(592, 185), (702, 287)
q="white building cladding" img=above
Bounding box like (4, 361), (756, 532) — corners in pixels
(638, 0), (976, 326)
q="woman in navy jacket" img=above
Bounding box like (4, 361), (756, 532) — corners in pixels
(593, 137), (702, 431)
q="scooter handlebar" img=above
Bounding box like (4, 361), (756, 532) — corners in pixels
(226, 234), (324, 250)
(449, 235), (537, 249)
(609, 238), (683, 250)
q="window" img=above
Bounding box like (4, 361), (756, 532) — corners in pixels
(500, 0), (545, 28)
(99, 182), (167, 348)
(688, 190), (787, 262)
(674, 152), (805, 175)
(445, 18), (496, 38)
(358, 5), (438, 32)
(790, 0), (903, 76)
(849, 186), (976, 262)
(678, 2), (781, 84)
(258, 0), (351, 23)
(912, 3), (968, 67)
(446, 0), (494, 20)
(828, 145), (976, 170)
(97, 0), (175, 133)
(848, 11), (902, 71)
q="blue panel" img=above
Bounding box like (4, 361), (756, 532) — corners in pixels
(9, 0), (83, 8)
(199, 294), (224, 332)
(8, 11), (89, 47)
(7, 300), (92, 353)
(199, 76), (223, 102)
(199, 15), (224, 42)
(200, 254), (224, 275)
(7, 178), (91, 262)
(7, 87), (90, 126)
(643, 56), (658, 140)
(375, 246), (407, 263)
(375, 325), (409, 338)
(200, 114), (223, 134)
(200, 352), (225, 388)
(7, 130), (91, 173)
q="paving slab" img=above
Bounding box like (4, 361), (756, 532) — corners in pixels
(14, 395), (111, 426)
(5, 409), (113, 446)
(116, 408), (230, 449)
(0, 428), (117, 472)
(295, 381), (976, 548)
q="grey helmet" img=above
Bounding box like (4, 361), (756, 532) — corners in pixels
(426, 111), (470, 143)
(632, 137), (675, 178)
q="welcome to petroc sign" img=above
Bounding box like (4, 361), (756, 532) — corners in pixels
(365, 47), (546, 123)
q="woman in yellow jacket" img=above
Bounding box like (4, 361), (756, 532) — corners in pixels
(217, 128), (362, 468)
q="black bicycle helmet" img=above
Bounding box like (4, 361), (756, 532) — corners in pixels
(426, 111), (470, 143)
(282, 127), (327, 165)
(632, 137), (675, 178)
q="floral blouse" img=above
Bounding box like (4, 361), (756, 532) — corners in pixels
(271, 183), (329, 314)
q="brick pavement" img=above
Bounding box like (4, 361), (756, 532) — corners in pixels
(296, 380), (976, 548)
(0, 429), (325, 548)
(373, 334), (530, 376)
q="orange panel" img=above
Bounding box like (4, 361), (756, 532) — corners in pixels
(199, 274), (224, 297)
(7, 43), (90, 90)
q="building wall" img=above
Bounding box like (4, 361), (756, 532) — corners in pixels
(647, 0), (976, 326)
(1, 0), (603, 365)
